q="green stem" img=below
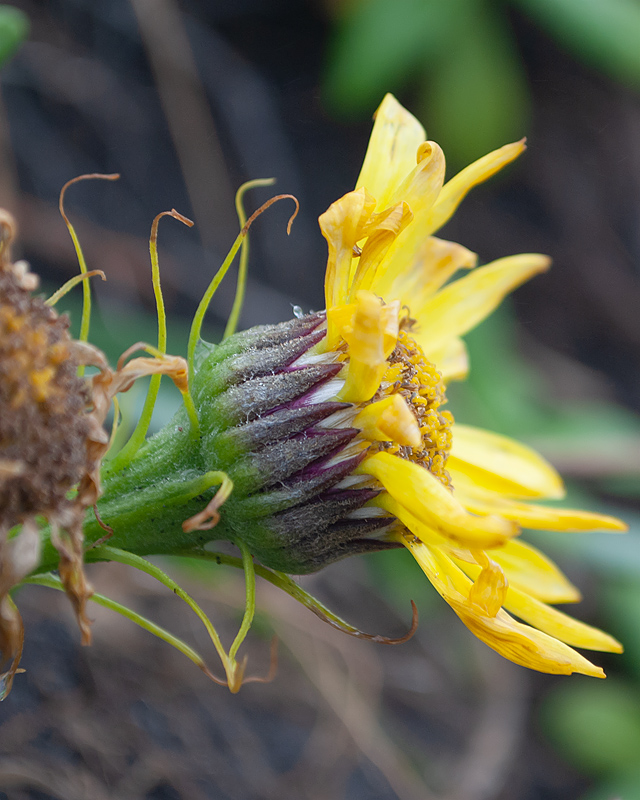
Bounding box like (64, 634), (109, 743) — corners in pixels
(59, 173), (119, 373)
(188, 190), (298, 378)
(181, 551), (366, 637)
(68, 222), (91, 375)
(188, 231), (246, 378)
(108, 214), (170, 471)
(228, 539), (256, 661)
(23, 573), (220, 679)
(92, 545), (233, 680)
(45, 270), (106, 307)
(223, 178), (275, 340)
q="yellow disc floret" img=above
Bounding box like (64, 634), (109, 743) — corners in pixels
(372, 326), (453, 488)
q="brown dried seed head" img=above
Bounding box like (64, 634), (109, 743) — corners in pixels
(0, 228), (92, 528)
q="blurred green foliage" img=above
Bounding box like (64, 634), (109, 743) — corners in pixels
(540, 679), (640, 774)
(0, 5), (28, 68)
(324, 0), (640, 165)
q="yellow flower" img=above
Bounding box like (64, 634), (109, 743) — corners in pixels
(315, 94), (626, 678)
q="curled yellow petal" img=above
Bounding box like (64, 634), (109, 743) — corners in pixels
(339, 291), (399, 403)
(323, 302), (356, 352)
(349, 202), (414, 299)
(354, 394), (422, 448)
(400, 535), (606, 678)
(424, 139), (526, 236)
(457, 605), (606, 677)
(358, 451), (518, 547)
(320, 187), (376, 310)
(415, 254), (551, 353)
(449, 424), (565, 499)
(467, 557), (508, 617)
(372, 142), (447, 290)
(355, 93), (426, 212)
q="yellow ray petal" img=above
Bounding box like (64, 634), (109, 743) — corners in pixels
(414, 254), (551, 353)
(504, 586), (623, 653)
(419, 335), (469, 382)
(457, 487), (628, 533)
(339, 291), (399, 403)
(449, 424), (565, 499)
(375, 492), (447, 546)
(349, 202), (414, 299)
(424, 139), (526, 236)
(467, 556), (508, 617)
(371, 142), (448, 290)
(486, 539), (581, 604)
(377, 491), (497, 549)
(323, 302), (355, 352)
(320, 188), (376, 309)
(355, 93), (426, 211)
(372, 236), (477, 308)
(354, 394), (422, 448)
(457, 604), (606, 677)
(400, 534), (606, 677)
(358, 451), (518, 547)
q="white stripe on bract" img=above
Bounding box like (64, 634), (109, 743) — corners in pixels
(307, 377), (345, 404)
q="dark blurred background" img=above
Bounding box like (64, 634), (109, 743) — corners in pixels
(2, 1), (640, 798)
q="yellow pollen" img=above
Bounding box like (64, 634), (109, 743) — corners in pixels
(368, 328), (453, 488)
(30, 367), (56, 402)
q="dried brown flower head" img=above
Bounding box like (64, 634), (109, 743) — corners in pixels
(0, 205), (192, 696)
(0, 213), (93, 526)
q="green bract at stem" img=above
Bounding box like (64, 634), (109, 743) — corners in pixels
(178, 551), (419, 646)
(93, 546), (249, 691)
(26, 550), (274, 692)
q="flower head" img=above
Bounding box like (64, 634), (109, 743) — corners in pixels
(301, 94), (626, 677)
(177, 95), (627, 679)
(109, 93), (622, 680)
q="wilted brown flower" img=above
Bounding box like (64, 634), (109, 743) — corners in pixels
(0, 208), (189, 694)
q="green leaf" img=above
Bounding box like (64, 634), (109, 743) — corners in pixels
(512, 0), (640, 88)
(323, 0), (456, 116)
(418, 0), (530, 167)
(540, 679), (640, 775)
(0, 6), (28, 68)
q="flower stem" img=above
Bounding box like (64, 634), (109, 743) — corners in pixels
(22, 573), (228, 685)
(92, 545), (236, 682)
(228, 539), (256, 661)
